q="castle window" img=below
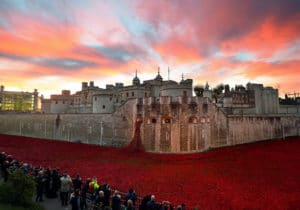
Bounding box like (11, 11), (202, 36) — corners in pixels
(148, 118), (157, 124)
(126, 92), (129, 97)
(162, 118), (171, 124)
(132, 92), (134, 96)
(95, 97), (97, 101)
(102, 105), (105, 109)
(183, 91), (187, 96)
(203, 104), (208, 114)
(55, 101), (58, 104)
(145, 92), (148, 97)
(110, 97), (112, 101)
(63, 101), (65, 104)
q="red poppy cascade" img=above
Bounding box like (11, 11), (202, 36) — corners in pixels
(125, 117), (144, 152)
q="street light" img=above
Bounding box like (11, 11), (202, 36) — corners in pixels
(100, 121), (103, 145)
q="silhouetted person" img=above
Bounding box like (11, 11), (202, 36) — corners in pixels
(70, 189), (83, 210)
(35, 170), (45, 202)
(73, 173), (83, 190)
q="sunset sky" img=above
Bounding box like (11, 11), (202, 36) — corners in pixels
(0, 0), (299, 97)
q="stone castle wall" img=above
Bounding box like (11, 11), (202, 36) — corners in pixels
(227, 115), (300, 146)
(0, 97), (299, 153)
(0, 100), (137, 147)
(139, 96), (300, 153)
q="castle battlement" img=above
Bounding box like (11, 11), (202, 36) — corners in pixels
(141, 96), (210, 107)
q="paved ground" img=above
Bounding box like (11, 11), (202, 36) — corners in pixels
(38, 197), (70, 210)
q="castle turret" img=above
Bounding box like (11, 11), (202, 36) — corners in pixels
(132, 70), (140, 86)
(154, 67), (163, 81)
(203, 82), (212, 99)
(89, 81), (94, 87)
(82, 82), (88, 90)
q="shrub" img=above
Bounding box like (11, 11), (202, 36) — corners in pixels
(0, 169), (36, 207)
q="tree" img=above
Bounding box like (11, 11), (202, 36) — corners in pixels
(0, 169), (36, 207)
(194, 85), (205, 97)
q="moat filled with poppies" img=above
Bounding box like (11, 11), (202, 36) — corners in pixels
(1, 134), (300, 209)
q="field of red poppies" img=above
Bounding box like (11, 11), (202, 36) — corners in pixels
(1, 134), (300, 209)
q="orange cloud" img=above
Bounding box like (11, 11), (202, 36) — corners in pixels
(242, 60), (300, 79)
(0, 14), (79, 57)
(155, 39), (201, 63)
(221, 15), (300, 57)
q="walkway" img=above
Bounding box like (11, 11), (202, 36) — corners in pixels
(38, 197), (69, 210)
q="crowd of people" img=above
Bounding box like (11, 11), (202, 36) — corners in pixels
(0, 151), (186, 210)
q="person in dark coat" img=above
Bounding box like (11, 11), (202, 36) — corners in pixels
(44, 168), (52, 198)
(35, 170), (45, 202)
(125, 188), (137, 206)
(50, 168), (60, 198)
(94, 190), (106, 210)
(81, 178), (91, 209)
(111, 190), (121, 210)
(146, 195), (160, 210)
(127, 199), (136, 210)
(72, 173), (83, 190)
(100, 183), (111, 207)
(70, 189), (83, 210)
(140, 194), (152, 210)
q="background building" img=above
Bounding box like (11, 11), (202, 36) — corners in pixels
(0, 85), (39, 112)
(41, 69), (193, 114)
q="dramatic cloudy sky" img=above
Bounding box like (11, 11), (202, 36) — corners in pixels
(0, 0), (299, 97)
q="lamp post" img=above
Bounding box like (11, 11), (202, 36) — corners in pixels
(44, 119), (47, 137)
(19, 120), (22, 135)
(100, 121), (103, 145)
